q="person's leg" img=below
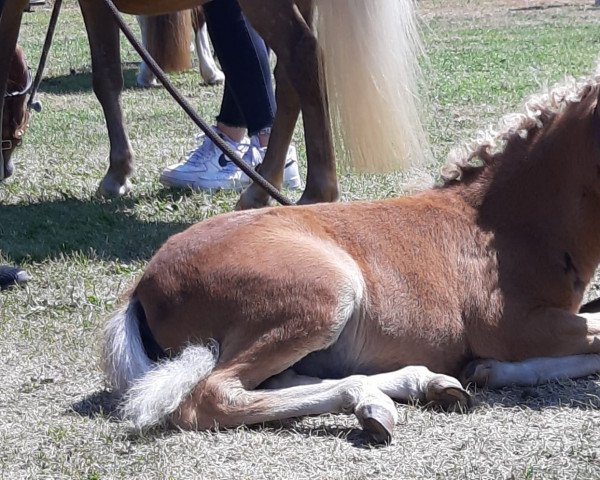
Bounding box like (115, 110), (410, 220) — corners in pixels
(203, 0), (275, 136)
(160, 0), (300, 191)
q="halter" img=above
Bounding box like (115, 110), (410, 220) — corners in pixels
(1, 67), (32, 151)
(4, 66), (33, 99)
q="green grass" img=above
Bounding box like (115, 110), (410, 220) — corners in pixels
(3, 1), (600, 478)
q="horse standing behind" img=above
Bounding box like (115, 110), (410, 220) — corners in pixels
(58, 0), (427, 206)
(102, 67), (600, 443)
(136, 8), (225, 88)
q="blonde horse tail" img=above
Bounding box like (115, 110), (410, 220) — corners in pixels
(102, 296), (219, 429)
(315, 0), (428, 172)
(143, 11), (193, 73)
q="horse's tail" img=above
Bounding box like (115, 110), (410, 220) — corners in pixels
(142, 10), (193, 73)
(102, 295), (218, 429)
(315, 0), (428, 172)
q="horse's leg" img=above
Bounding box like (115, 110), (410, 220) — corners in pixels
(236, 61), (300, 209)
(193, 9), (224, 85)
(465, 310), (600, 388)
(239, 0), (339, 205)
(264, 366), (470, 410)
(135, 16), (160, 88)
(79, 0), (133, 196)
(462, 354), (600, 388)
(0, 0), (28, 180)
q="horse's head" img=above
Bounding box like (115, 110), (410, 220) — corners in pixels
(2, 46), (31, 179)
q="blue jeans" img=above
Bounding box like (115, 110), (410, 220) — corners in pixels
(203, 0), (276, 136)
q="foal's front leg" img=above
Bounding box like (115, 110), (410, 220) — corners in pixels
(462, 354), (600, 388)
(79, 0), (134, 196)
(464, 310), (600, 388)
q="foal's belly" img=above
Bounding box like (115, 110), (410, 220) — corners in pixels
(292, 317), (469, 379)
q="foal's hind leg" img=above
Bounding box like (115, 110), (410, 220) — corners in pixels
(173, 369), (398, 444)
(239, 0), (339, 205)
(79, 0), (134, 196)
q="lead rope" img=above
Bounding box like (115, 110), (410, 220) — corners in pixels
(26, 0), (62, 113)
(101, 0), (294, 206)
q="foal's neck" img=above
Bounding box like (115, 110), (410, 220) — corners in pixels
(463, 123), (600, 284)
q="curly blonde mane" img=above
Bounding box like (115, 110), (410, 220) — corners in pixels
(441, 65), (600, 184)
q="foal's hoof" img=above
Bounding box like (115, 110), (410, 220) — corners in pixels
(97, 177), (133, 198)
(355, 404), (396, 445)
(426, 375), (471, 411)
(0, 266), (30, 290)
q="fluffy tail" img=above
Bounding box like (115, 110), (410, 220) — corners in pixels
(315, 0), (428, 172)
(102, 296), (218, 429)
(141, 11), (193, 72)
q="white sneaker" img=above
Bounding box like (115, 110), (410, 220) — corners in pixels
(247, 136), (304, 190)
(160, 128), (257, 191)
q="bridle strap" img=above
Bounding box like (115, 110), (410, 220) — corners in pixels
(4, 67), (33, 98)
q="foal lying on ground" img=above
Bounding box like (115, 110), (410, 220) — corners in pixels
(103, 68), (600, 444)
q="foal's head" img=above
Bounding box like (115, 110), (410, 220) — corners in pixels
(2, 46), (31, 179)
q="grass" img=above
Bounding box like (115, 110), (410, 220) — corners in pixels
(3, 0), (600, 478)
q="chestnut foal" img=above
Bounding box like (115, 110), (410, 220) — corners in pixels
(103, 71), (600, 444)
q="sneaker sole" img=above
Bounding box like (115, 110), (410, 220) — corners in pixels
(160, 172), (246, 192)
(162, 171), (302, 192)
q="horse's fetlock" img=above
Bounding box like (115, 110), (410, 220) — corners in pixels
(340, 375), (369, 412)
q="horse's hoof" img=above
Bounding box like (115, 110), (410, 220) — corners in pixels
(356, 403), (395, 445)
(235, 188), (273, 211)
(136, 73), (161, 89)
(426, 375), (471, 410)
(0, 266), (30, 290)
(204, 71), (225, 86)
(97, 177), (133, 198)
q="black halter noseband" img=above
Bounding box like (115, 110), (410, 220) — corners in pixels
(4, 66), (33, 99)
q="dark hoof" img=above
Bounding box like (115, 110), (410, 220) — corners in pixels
(358, 404), (394, 445)
(426, 375), (472, 411)
(0, 266), (30, 290)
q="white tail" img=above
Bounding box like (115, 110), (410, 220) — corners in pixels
(102, 297), (218, 429)
(315, 0), (428, 172)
